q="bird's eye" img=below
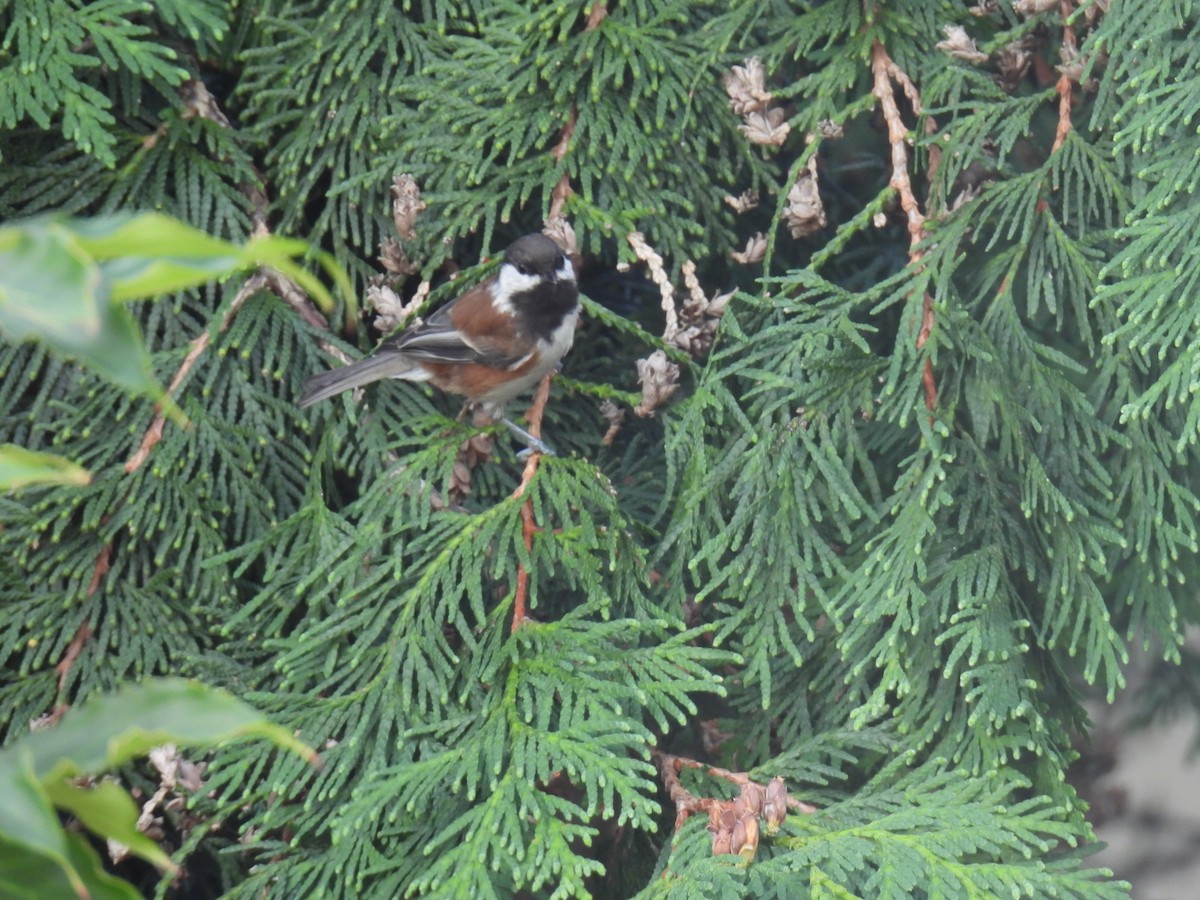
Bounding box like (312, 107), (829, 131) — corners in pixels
(517, 263), (531, 276)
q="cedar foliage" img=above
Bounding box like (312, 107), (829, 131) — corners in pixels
(1, 0), (1194, 896)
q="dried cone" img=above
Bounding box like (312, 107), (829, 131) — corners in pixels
(740, 108), (791, 146)
(378, 236), (419, 276)
(1013, 0), (1058, 14)
(390, 174), (426, 240)
(732, 811), (760, 864)
(723, 57), (773, 116)
(763, 777), (788, 834)
(784, 156), (827, 239)
(732, 233), (767, 265)
(633, 350), (680, 417)
(936, 25), (988, 64)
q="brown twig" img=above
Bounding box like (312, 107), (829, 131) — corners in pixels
(656, 751), (722, 828)
(126, 76), (344, 475)
(1052, 72), (1073, 153)
(124, 275), (264, 473)
(1051, 3), (1077, 153)
(187, 78), (333, 331)
(546, 4), (605, 222)
(871, 42), (926, 252)
(509, 373), (555, 633)
(47, 527), (112, 718)
(548, 108), (577, 223)
(585, 0), (607, 30)
(54, 618), (93, 698)
(871, 40), (939, 415)
(266, 269), (331, 331)
(55, 619), (92, 696)
(79, 86), (339, 716)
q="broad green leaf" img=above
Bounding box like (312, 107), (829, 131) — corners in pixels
(98, 254), (241, 302)
(68, 212), (342, 311)
(16, 678), (316, 782)
(63, 832), (142, 900)
(68, 212), (240, 262)
(0, 445), (91, 491)
(71, 213), (243, 301)
(0, 219), (160, 396)
(43, 779), (176, 873)
(0, 753), (82, 897)
(0, 680), (313, 899)
(0, 833), (142, 900)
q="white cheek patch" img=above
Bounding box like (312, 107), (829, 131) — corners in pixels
(555, 255), (576, 283)
(493, 264), (542, 313)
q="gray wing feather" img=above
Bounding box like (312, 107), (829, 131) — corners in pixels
(383, 306), (524, 367)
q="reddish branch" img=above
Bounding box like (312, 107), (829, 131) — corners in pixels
(871, 40), (938, 415)
(54, 619), (93, 697)
(509, 373), (555, 632)
(1052, 73), (1073, 153)
(509, 2), (606, 627)
(50, 541), (109, 712)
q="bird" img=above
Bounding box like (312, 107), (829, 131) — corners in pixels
(299, 233), (580, 455)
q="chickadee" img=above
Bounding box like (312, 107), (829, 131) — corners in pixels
(299, 233), (579, 454)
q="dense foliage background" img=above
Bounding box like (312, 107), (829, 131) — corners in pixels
(3, 0), (1198, 896)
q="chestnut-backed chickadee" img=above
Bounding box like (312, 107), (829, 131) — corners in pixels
(299, 233), (579, 454)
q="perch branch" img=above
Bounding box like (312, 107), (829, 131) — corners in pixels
(510, 373), (555, 632)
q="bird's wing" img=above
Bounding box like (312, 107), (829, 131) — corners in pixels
(380, 284), (530, 369)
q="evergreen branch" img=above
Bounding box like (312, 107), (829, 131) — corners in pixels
(0, 3), (1177, 894)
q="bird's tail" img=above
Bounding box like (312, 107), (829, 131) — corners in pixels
(298, 355), (423, 408)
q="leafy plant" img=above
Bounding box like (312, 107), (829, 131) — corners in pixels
(0, 678), (313, 899)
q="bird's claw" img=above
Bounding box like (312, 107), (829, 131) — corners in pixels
(501, 417), (555, 458)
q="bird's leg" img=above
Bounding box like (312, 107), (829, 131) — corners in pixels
(501, 417), (555, 458)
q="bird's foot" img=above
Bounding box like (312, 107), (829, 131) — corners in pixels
(501, 417), (555, 457)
